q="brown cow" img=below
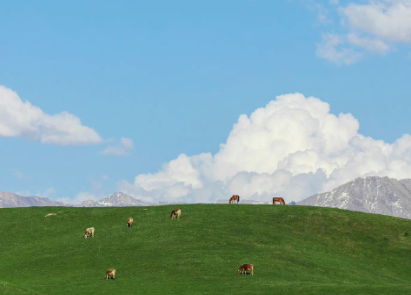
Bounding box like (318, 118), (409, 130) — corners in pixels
(273, 197), (285, 205)
(106, 269), (116, 280)
(238, 264), (254, 275)
(127, 217), (133, 227)
(170, 209), (181, 219)
(229, 195), (240, 204)
(84, 227), (95, 239)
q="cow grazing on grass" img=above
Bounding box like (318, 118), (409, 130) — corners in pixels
(229, 195), (240, 204)
(84, 227), (95, 239)
(170, 209), (181, 219)
(238, 264), (253, 275)
(106, 269), (116, 280)
(273, 197), (285, 205)
(127, 217), (133, 227)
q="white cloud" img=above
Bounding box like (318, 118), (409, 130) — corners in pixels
(119, 93), (411, 204)
(316, 0), (411, 64)
(316, 33), (362, 65)
(0, 85), (102, 145)
(347, 34), (390, 54)
(341, 1), (411, 43)
(100, 137), (134, 156)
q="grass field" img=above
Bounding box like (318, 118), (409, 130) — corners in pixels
(1, 204), (411, 294)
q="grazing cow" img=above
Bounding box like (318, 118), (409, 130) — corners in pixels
(229, 195), (240, 204)
(170, 209), (181, 219)
(238, 264), (254, 275)
(273, 197), (285, 205)
(106, 269), (116, 280)
(84, 227), (95, 239)
(127, 217), (133, 227)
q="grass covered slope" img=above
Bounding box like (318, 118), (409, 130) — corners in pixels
(1, 205), (411, 294)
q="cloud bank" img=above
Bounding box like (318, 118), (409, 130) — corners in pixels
(119, 93), (411, 204)
(0, 85), (102, 145)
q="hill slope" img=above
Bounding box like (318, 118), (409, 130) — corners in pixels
(1, 205), (411, 294)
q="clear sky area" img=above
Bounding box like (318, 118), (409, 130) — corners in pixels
(1, 0), (411, 204)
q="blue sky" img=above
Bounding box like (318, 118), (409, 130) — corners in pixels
(1, 0), (411, 204)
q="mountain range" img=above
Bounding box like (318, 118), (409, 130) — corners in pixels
(0, 192), (64, 208)
(76, 192), (150, 207)
(2, 176), (411, 219)
(298, 176), (411, 219)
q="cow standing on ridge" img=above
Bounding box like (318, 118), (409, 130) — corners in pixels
(229, 195), (240, 204)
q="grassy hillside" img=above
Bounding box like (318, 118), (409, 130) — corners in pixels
(1, 204), (411, 294)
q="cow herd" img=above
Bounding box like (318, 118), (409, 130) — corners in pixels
(230, 195), (286, 205)
(84, 195), (283, 279)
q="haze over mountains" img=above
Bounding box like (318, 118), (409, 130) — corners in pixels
(298, 176), (411, 219)
(0, 192), (64, 208)
(76, 192), (150, 207)
(2, 176), (411, 219)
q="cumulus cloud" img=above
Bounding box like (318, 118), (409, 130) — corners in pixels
(315, 0), (411, 64)
(119, 93), (411, 204)
(100, 138), (134, 156)
(0, 85), (102, 145)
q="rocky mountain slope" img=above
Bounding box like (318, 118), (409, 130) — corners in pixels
(0, 192), (64, 208)
(77, 192), (150, 207)
(298, 176), (411, 219)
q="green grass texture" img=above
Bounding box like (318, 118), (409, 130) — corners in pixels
(1, 204), (411, 294)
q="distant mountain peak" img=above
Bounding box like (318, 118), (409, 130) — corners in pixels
(77, 192), (150, 207)
(298, 176), (411, 219)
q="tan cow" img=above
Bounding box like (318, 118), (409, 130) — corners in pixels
(170, 209), (181, 219)
(106, 269), (116, 280)
(84, 227), (95, 239)
(238, 264), (254, 275)
(127, 217), (133, 227)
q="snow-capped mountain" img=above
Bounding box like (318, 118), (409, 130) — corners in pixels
(77, 192), (151, 207)
(0, 192), (64, 208)
(298, 176), (411, 219)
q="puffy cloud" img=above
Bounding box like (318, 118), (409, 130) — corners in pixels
(119, 93), (411, 204)
(0, 85), (102, 145)
(100, 137), (134, 156)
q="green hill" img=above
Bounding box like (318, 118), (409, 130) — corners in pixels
(1, 205), (411, 294)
